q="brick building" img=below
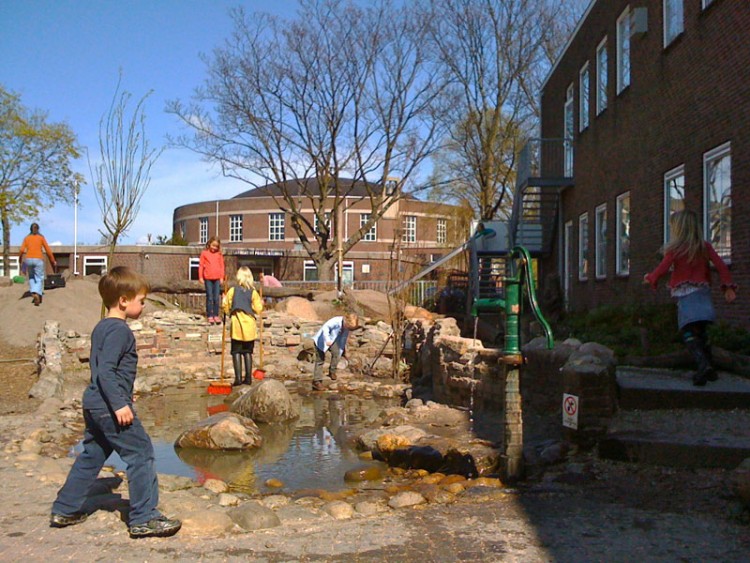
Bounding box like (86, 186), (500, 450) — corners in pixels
(525, 0), (749, 329)
(172, 179), (462, 283)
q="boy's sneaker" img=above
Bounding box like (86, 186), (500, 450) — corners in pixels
(312, 381), (325, 391)
(50, 512), (88, 528)
(129, 515), (182, 539)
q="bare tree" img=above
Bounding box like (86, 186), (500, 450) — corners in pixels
(168, 0), (451, 281)
(425, 0), (587, 221)
(90, 77), (162, 265)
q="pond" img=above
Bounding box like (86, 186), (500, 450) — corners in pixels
(75, 382), (401, 494)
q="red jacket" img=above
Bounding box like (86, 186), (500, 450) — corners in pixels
(198, 249), (225, 282)
(645, 242), (735, 291)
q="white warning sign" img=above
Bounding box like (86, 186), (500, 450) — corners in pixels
(562, 393), (579, 429)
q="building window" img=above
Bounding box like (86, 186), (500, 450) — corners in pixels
(83, 256), (107, 276)
(579, 62), (590, 131)
(617, 7), (631, 94)
(229, 214), (243, 242)
(199, 217), (208, 245)
(436, 218), (447, 244)
(0, 256), (20, 278)
(595, 204), (607, 279)
(564, 83), (574, 176)
(704, 142), (732, 261)
(177, 221), (186, 240)
(303, 260), (354, 283)
(596, 38), (608, 115)
(303, 260), (319, 281)
(360, 213), (377, 241)
(269, 212), (285, 241)
(616, 192), (630, 276)
(578, 213), (589, 281)
(314, 212), (331, 235)
(702, 0), (715, 8)
(664, 165), (686, 244)
(189, 257), (200, 281)
(664, 0), (684, 47)
(402, 215), (416, 243)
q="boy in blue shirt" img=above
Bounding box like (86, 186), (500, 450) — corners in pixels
(312, 313), (359, 391)
(50, 267), (181, 539)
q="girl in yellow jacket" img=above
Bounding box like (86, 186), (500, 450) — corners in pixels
(222, 267), (263, 385)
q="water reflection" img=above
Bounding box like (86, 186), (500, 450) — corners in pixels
(90, 383), (397, 494)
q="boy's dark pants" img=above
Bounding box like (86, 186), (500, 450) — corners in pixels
(52, 408), (160, 526)
(313, 341), (341, 382)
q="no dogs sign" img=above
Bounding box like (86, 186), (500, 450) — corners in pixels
(562, 393), (579, 429)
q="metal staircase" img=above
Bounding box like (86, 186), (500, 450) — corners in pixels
(509, 138), (574, 255)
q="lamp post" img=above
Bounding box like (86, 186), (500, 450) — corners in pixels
(73, 180), (79, 276)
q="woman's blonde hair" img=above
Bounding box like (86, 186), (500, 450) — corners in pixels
(664, 210), (707, 262)
(235, 266), (255, 289)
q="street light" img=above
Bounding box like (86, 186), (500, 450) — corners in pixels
(73, 180), (80, 276)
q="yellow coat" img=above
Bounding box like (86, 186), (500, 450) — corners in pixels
(222, 286), (263, 342)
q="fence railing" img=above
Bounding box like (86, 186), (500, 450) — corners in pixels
(283, 280), (438, 306)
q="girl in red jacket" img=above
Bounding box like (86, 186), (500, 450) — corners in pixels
(198, 237), (226, 325)
(644, 210), (737, 386)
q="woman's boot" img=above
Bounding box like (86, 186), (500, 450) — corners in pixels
(232, 354), (242, 386)
(242, 353), (253, 385)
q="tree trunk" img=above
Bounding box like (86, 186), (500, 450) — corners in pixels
(315, 257), (337, 282)
(1, 213), (10, 277)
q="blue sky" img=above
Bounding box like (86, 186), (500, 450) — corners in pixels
(0, 0), (299, 246)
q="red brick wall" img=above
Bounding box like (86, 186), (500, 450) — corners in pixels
(540, 0), (750, 329)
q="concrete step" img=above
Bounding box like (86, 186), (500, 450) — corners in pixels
(599, 429), (750, 469)
(616, 366), (750, 410)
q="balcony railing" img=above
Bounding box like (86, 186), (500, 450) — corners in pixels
(516, 138), (574, 189)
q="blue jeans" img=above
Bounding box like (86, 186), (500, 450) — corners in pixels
(51, 408), (161, 526)
(25, 258), (45, 296)
(204, 279), (221, 318)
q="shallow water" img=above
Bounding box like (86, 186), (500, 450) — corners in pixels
(77, 382), (400, 494)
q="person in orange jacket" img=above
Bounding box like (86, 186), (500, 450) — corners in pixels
(19, 222), (56, 306)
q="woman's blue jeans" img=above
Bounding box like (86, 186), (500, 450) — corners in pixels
(25, 258), (45, 296)
(204, 279), (221, 318)
(51, 408), (160, 526)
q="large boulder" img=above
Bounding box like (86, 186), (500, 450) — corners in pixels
(232, 379), (299, 423)
(174, 412), (262, 450)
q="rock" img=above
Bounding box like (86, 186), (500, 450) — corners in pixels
(354, 500), (387, 516)
(387, 491), (426, 509)
(228, 501), (281, 531)
(274, 505), (324, 524)
(260, 495), (290, 509)
(376, 434), (411, 453)
(218, 493), (240, 507)
(181, 509), (236, 536)
(159, 475), (197, 492)
(322, 500), (354, 520)
(203, 478), (229, 494)
(344, 465), (384, 482)
(232, 379), (299, 423)
(265, 478), (284, 488)
(174, 412), (262, 450)
(357, 425), (427, 451)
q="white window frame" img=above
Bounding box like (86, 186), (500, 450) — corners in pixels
(314, 212), (331, 235)
(617, 7), (631, 94)
(703, 142), (732, 262)
(0, 256), (20, 278)
(303, 260), (354, 284)
(189, 257), (200, 281)
(269, 212), (285, 241)
(596, 37), (608, 115)
(664, 0), (684, 47)
(579, 62), (590, 132)
(616, 192), (631, 276)
(436, 218), (447, 244)
(402, 215), (416, 243)
(360, 213), (377, 241)
(664, 165), (686, 244)
(595, 204), (607, 279)
(578, 213), (589, 281)
(229, 214), (243, 242)
(83, 256), (107, 276)
(199, 217), (208, 245)
(564, 83), (574, 176)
